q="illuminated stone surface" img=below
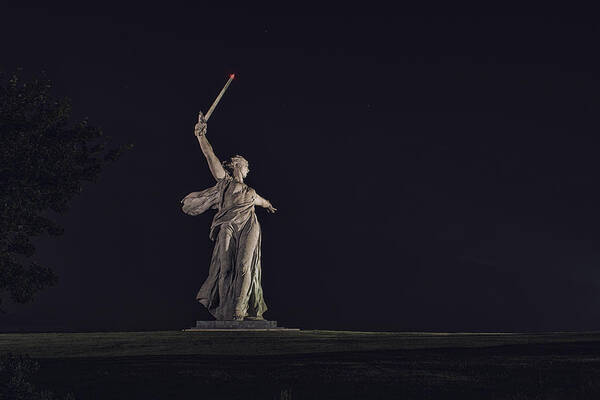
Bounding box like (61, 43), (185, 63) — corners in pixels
(181, 113), (278, 321)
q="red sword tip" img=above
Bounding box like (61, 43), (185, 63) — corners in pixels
(230, 73), (235, 79)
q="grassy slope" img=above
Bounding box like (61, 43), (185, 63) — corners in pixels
(2, 330), (600, 357)
(3, 331), (600, 399)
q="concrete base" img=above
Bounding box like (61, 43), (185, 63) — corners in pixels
(183, 320), (299, 332)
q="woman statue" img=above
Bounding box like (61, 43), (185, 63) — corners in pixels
(181, 112), (277, 321)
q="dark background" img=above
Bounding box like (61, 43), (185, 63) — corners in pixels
(2, 5), (600, 332)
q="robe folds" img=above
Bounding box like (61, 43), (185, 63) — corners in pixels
(181, 175), (267, 320)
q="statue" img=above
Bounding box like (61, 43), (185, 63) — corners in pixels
(181, 112), (277, 321)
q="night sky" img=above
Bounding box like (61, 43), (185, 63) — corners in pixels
(2, 5), (600, 332)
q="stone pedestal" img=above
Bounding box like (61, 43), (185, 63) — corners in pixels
(184, 320), (299, 331)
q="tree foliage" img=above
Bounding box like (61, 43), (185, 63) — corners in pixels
(0, 353), (75, 399)
(0, 70), (130, 307)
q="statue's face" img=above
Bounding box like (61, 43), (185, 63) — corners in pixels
(235, 163), (249, 178)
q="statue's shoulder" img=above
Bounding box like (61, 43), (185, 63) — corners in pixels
(217, 173), (233, 184)
(214, 174), (233, 196)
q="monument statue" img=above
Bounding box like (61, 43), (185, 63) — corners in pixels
(181, 111), (277, 321)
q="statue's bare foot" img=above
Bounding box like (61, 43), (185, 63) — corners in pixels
(232, 315), (244, 321)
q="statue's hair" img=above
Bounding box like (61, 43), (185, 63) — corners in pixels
(222, 155), (249, 173)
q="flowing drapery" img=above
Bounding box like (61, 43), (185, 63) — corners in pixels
(181, 176), (267, 320)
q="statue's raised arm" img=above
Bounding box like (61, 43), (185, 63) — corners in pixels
(194, 112), (227, 181)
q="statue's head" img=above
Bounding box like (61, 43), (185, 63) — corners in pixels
(223, 155), (249, 178)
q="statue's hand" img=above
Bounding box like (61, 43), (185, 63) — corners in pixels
(266, 201), (277, 214)
(195, 112), (207, 137)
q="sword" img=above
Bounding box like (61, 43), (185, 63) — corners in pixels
(203, 74), (235, 121)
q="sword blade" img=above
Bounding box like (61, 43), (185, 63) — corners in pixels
(205, 74), (235, 121)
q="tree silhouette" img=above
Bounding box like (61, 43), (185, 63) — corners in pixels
(0, 70), (131, 307)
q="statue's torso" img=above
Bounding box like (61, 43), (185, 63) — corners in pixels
(222, 181), (256, 210)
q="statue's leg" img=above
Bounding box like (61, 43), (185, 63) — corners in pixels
(233, 220), (261, 318)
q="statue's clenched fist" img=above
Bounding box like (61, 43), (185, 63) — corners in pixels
(195, 112), (207, 137)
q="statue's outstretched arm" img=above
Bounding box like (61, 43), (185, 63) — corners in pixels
(194, 112), (226, 181)
(255, 194), (277, 213)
